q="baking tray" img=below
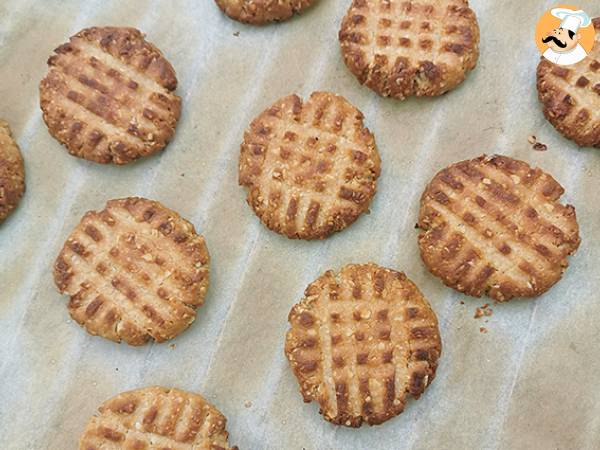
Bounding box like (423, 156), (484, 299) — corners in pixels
(1, 0), (600, 448)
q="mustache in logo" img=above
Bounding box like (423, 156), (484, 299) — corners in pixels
(542, 35), (567, 48)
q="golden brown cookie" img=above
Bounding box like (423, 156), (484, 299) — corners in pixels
(215, 0), (315, 25)
(79, 386), (237, 450)
(537, 18), (600, 148)
(417, 155), (580, 302)
(54, 197), (210, 345)
(0, 120), (25, 223)
(239, 92), (381, 240)
(339, 0), (480, 100)
(40, 27), (181, 165)
(285, 263), (441, 427)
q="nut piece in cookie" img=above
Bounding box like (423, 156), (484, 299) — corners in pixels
(54, 197), (210, 345)
(537, 17), (600, 148)
(239, 91), (381, 240)
(40, 27), (181, 164)
(339, 0), (480, 99)
(79, 386), (238, 449)
(215, 0), (316, 25)
(285, 263), (441, 427)
(0, 120), (25, 223)
(417, 154), (580, 302)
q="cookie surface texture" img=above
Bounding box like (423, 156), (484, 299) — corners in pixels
(79, 386), (237, 450)
(215, 0), (315, 25)
(418, 155), (580, 302)
(54, 197), (210, 345)
(239, 91), (381, 240)
(537, 18), (600, 148)
(339, 0), (480, 99)
(0, 120), (25, 223)
(40, 27), (181, 164)
(285, 263), (441, 427)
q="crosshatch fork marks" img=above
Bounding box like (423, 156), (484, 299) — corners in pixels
(79, 386), (238, 449)
(40, 26), (181, 164)
(418, 154), (580, 302)
(54, 197), (210, 345)
(537, 17), (600, 148)
(285, 263), (441, 427)
(339, 0), (480, 99)
(239, 91), (381, 240)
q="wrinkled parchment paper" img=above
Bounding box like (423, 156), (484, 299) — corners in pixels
(2, 1), (600, 448)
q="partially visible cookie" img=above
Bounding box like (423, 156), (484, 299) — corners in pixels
(285, 263), (441, 427)
(339, 0), (480, 99)
(79, 386), (237, 450)
(537, 17), (600, 148)
(0, 120), (25, 223)
(54, 197), (210, 345)
(215, 0), (316, 25)
(239, 92), (381, 240)
(418, 155), (580, 302)
(40, 27), (181, 164)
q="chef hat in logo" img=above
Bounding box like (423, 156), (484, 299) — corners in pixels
(551, 8), (592, 33)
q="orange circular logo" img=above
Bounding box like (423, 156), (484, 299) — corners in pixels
(535, 5), (596, 65)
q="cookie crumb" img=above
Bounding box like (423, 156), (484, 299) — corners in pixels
(479, 327), (488, 334)
(233, 31), (240, 37)
(528, 135), (548, 151)
(244, 400), (252, 408)
(170, 344), (177, 350)
(474, 303), (493, 319)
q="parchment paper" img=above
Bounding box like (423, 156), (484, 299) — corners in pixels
(1, 1), (600, 449)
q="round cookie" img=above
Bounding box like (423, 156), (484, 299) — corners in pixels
(215, 0), (316, 25)
(79, 386), (237, 450)
(537, 18), (600, 148)
(339, 0), (480, 100)
(0, 120), (25, 223)
(417, 155), (580, 302)
(239, 92), (381, 240)
(285, 263), (441, 427)
(40, 27), (181, 165)
(54, 197), (210, 345)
